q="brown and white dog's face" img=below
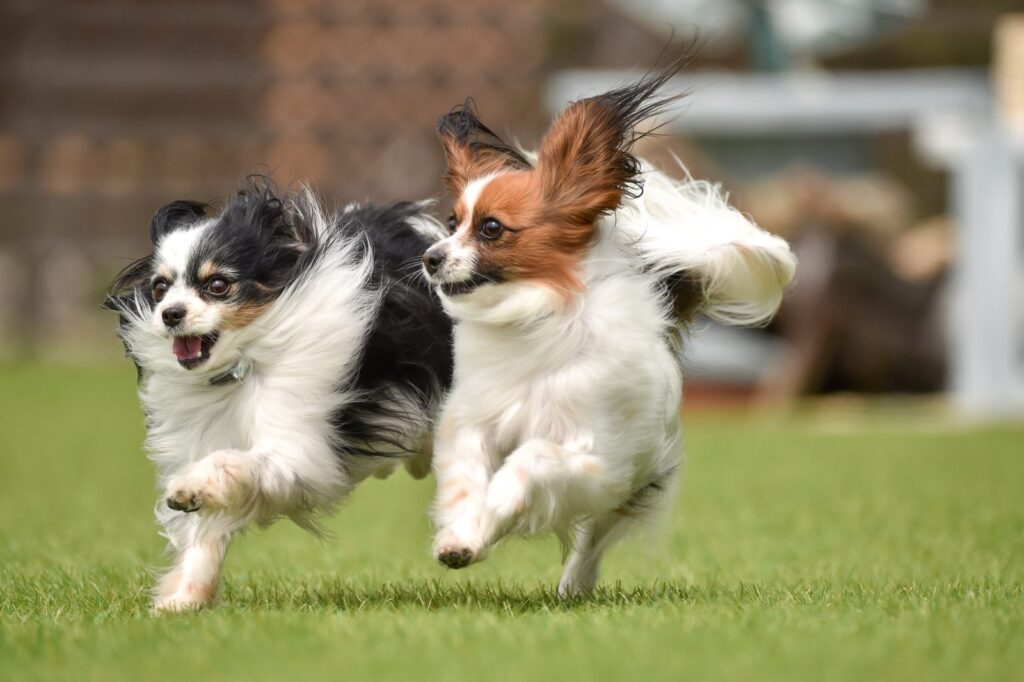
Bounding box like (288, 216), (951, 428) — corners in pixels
(423, 169), (586, 297)
(423, 96), (647, 301)
(110, 186), (311, 371)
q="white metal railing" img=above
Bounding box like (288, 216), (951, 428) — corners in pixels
(547, 68), (1024, 415)
(952, 130), (1024, 414)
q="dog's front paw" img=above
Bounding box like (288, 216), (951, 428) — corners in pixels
(436, 545), (478, 569)
(433, 523), (486, 569)
(163, 451), (251, 514)
(152, 568), (217, 613)
(152, 591), (210, 613)
(166, 487), (203, 513)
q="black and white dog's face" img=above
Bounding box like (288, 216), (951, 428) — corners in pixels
(109, 183), (311, 373)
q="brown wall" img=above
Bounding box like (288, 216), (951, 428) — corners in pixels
(0, 0), (547, 347)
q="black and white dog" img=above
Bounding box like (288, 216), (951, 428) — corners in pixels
(106, 180), (452, 611)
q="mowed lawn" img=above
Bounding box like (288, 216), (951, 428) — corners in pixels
(1, 361), (1022, 681)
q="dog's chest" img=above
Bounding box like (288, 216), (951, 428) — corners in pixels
(453, 286), (677, 458)
(458, 342), (594, 456)
(143, 378), (265, 464)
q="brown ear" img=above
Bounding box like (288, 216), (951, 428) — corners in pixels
(437, 101), (532, 196)
(536, 64), (687, 226)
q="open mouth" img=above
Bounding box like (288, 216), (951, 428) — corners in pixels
(171, 332), (219, 370)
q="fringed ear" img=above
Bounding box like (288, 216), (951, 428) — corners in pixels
(106, 254), (154, 301)
(536, 62), (686, 227)
(437, 101), (531, 196)
(234, 176), (314, 251)
(149, 200), (207, 244)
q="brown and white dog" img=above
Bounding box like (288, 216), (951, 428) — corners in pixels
(421, 66), (796, 595)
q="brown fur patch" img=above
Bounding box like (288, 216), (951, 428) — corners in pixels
(156, 264), (175, 282)
(198, 260), (218, 282)
(445, 488), (469, 507)
(182, 579), (216, 604)
(218, 300), (269, 329)
(458, 171), (595, 295)
(437, 479), (471, 511)
(535, 99), (635, 224)
(440, 94), (651, 297)
(440, 133), (521, 197)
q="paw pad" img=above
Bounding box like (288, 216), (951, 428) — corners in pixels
(436, 547), (475, 569)
(166, 491), (201, 513)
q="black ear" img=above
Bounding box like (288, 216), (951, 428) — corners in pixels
(234, 177), (314, 249)
(437, 100), (532, 196)
(149, 200), (207, 244)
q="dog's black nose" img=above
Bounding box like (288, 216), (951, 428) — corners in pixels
(162, 305), (186, 328)
(423, 246), (446, 275)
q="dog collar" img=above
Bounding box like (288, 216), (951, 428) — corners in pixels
(208, 357), (252, 387)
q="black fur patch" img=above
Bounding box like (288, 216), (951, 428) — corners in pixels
(150, 200), (208, 244)
(328, 202), (454, 458)
(437, 99), (533, 171)
(185, 179), (313, 306)
(106, 180), (453, 462)
(619, 465), (679, 518)
(580, 58), (688, 200)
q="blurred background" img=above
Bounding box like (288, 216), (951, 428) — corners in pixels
(0, 0), (1021, 417)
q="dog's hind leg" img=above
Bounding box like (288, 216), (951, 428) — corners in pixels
(558, 465), (679, 598)
(557, 511), (632, 598)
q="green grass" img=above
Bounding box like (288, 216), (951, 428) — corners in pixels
(1, 361), (1022, 681)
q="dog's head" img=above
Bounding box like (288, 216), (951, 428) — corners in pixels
(107, 179), (312, 373)
(422, 67), (684, 306)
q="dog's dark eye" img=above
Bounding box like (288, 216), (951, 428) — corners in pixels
(479, 217), (504, 240)
(206, 278), (230, 298)
(447, 214), (458, 234)
(152, 280), (169, 302)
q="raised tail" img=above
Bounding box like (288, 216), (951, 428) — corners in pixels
(614, 161), (797, 326)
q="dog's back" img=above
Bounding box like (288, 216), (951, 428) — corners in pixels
(329, 202), (453, 466)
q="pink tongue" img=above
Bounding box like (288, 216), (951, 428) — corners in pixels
(172, 336), (202, 360)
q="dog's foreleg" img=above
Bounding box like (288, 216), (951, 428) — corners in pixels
(154, 450), (256, 612)
(431, 422), (497, 569)
(477, 438), (619, 557)
(433, 436), (620, 570)
(163, 449), (256, 514)
(154, 443), (340, 612)
(153, 512), (238, 613)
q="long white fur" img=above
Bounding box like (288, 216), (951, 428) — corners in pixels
(117, 191), (425, 612)
(429, 161), (795, 596)
(613, 161), (797, 326)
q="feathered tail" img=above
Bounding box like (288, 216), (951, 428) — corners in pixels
(614, 161), (797, 326)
